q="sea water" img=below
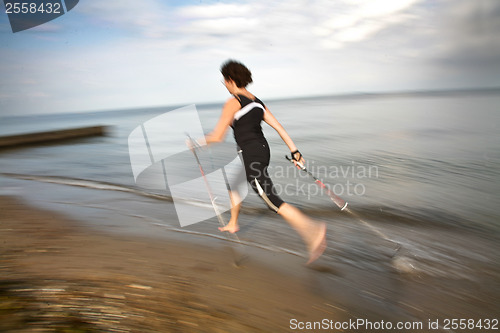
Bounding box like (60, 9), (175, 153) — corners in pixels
(1, 89), (499, 278)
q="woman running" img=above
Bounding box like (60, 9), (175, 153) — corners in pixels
(203, 60), (326, 264)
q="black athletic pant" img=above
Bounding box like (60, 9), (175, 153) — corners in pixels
(239, 140), (284, 212)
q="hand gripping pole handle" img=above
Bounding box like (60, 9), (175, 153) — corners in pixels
(285, 155), (348, 211)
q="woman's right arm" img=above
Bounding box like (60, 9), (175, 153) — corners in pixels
(263, 107), (305, 164)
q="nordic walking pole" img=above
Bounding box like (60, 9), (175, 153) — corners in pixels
(286, 155), (348, 211)
(187, 135), (246, 266)
(285, 156), (401, 256)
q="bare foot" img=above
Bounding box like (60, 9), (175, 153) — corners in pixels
(218, 223), (240, 234)
(306, 222), (327, 265)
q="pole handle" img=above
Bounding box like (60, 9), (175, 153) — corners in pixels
(285, 155), (306, 170)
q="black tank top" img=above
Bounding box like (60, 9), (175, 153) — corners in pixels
(231, 94), (267, 147)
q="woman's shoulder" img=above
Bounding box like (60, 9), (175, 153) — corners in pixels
(254, 96), (265, 106)
(223, 96), (242, 111)
(234, 93), (265, 106)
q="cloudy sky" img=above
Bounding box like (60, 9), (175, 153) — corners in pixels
(1, 0), (499, 116)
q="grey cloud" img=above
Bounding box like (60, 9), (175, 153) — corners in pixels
(436, 0), (500, 67)
(424, 0), (500, 87)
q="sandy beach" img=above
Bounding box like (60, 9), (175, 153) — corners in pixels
(2, 193), (499, 333)
(0, 195), (350, 332)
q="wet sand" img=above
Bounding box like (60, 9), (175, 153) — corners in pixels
(0, 195), (350, 332)
(1, 194), (499, 332)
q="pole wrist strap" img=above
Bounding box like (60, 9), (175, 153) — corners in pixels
(290, 150), (302, 161)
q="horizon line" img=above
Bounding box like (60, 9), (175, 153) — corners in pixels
(3, 85), (500, 119)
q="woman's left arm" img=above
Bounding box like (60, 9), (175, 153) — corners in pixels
(205, 98), (240, 144)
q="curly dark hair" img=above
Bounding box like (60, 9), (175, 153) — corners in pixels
(220, 60), (253, 88)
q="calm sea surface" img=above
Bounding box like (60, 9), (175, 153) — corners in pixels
(2, 90), (499, 227)
(1, 90), (499, 278)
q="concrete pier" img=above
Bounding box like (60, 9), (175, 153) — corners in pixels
(0, 126), (109, 149)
